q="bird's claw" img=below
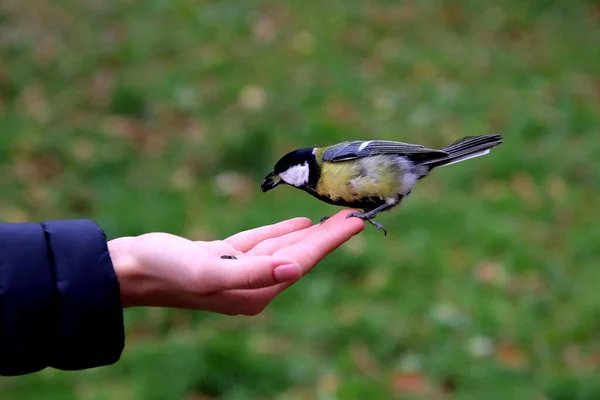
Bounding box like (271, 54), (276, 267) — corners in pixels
(366, 219), (387, 236)
(345, 211), (387, 236)
(220, 255), (237, 259)
(319, 216), (330, 224)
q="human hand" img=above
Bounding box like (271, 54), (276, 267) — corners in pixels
(108, 210), (365, 315)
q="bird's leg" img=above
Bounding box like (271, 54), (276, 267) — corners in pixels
(345, 201), (399, 236)
(346, 202), (394, 220)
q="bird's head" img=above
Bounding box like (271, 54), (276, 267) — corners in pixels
(261, 148), (318, 192)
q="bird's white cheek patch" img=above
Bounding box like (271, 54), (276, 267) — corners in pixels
(280, 162), (310, 187)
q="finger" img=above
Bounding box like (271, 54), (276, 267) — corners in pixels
(214, 210), (366, 306)
(207, 255), (303, 292)
(274, 209), (365, 274)
(248, 224), (321, 256)
(225, 217), (313, 252)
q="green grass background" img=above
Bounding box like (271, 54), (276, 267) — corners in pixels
(1, 0), (600, 398)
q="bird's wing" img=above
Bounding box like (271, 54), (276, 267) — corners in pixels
(321, 140), (448, 162)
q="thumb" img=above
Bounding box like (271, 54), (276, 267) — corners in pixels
(215, 255), (303, 290)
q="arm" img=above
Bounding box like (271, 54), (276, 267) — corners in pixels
(0, 210), (364, 376)
(0, 220), (124, 376)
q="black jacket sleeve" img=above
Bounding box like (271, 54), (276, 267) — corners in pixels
(0, 219), (124, 376)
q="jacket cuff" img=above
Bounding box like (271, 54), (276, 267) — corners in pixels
(0, 223), (55, 376)
(41, 219), (124, 371)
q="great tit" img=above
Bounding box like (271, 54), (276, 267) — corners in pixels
(261, 133), (503, 235)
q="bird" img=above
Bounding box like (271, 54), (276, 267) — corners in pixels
(261, 133), (503, 235)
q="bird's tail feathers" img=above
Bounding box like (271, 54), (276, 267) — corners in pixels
(423, 133), (503, 169)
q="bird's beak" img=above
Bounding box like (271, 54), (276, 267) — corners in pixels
(261, 171), (281, 192)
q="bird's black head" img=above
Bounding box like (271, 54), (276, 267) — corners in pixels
(261, 147), (319, 192)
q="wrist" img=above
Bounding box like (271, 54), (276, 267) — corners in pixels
(107, 237), (143, 308)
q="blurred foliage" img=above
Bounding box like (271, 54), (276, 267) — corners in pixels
(1, 0), (600, 398)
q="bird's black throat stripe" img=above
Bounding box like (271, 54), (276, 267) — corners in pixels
(306, 152), (321, 188)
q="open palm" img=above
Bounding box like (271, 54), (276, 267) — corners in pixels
(110, 210), (365, 315)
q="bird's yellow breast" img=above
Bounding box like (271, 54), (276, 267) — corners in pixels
(315, 156), (403, 203)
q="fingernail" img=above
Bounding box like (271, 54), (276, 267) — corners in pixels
(273, 264), (302, 282)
